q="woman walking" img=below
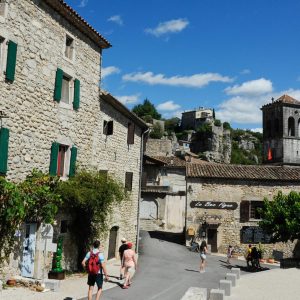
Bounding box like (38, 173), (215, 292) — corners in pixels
(199, 240), (207, 273)
(122, 242), (137, 289)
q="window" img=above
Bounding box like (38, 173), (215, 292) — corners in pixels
(103, 120), (113, 135)
(0, 36), (5, 73)
(127, 122), (135, 144)
(0, 0), (8, 18)
(288, 117), (295, 136)
(61, 75), (71, 104)
(65, 35), (74, 60)
(240, 200), (264, 222)
(125, 172), (133, 191)
(60, 220), (68, 234)
(57, 144), (68, 176)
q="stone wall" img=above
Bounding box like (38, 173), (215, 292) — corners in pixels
(186, 178), (300, 258)
(0, 0), (143, 277)
(145, 138), (172, 156)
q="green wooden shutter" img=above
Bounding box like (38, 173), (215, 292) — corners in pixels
(69, 146), (77, 177)
(5, 41), (18, 82)
(54, 68), (63, 102)
(49, 142), (59, 175)
(0, 128), (10, 175)
(73, 79), (80, 110)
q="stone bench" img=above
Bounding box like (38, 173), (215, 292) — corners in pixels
(219, 279), (232, 296)
(209, 288), (225, 300)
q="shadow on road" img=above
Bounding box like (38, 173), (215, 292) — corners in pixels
(218, 259), (271, 273)
(148, 231), (185, 245)
(185, 268), (200, 273)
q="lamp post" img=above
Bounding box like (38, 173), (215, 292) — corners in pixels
(0, 110), (8, 128)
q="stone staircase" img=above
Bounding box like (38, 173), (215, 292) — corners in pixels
(140, 219), (160, 231)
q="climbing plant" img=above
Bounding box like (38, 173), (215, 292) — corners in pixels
(0, 170), (61, 264)
(58, 170), (127, 269)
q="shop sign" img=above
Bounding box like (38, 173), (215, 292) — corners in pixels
(190, 201), (238, 210)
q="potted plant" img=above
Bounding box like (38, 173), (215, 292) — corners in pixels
(267, 254), (275, 264)
(48, 236), (65, 280)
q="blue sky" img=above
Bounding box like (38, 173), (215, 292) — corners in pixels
(67, 0), (300, 131)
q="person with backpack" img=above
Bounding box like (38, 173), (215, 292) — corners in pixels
(81, 240), (109, 300)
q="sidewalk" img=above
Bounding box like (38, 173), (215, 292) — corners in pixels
(227, 267), (300, 300)
(0, 258), (126, 300)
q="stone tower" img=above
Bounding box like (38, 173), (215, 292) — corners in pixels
(261, 94), (300, 165)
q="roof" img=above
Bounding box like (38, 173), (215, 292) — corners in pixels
(100, 91), (148, 130)
(144, 155), (186, 168)
(187, 163), (300, 181)
(43, 0), (111, 49)
(262, 94), (300, 108)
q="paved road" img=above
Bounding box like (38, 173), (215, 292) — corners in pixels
(81, 230), (278, 300)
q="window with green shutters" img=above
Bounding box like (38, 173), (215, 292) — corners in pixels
(0, 127), (9, 175)
(73, 79), (80, 110)
(5, 40), (17, 82)
(49, 142), (59, 176)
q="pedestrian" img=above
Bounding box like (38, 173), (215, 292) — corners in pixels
(119, 237), (128, 280)
(199, 240), (207, 273)
(122, 242), (137, 289)
(251, 246), (260, 269)
(246, 244), (252, 268)
(81, 240), (109, 300)
(226, 245), (233, 264)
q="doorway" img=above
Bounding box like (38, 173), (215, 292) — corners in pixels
(21, 223), (37, 277)
(108, 226), (118, 260)
(207, 228), (218, 252)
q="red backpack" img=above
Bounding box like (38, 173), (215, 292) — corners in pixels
(87, 251), (101, 275)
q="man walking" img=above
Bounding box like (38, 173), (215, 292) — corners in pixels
(82, 240), (109, 300)
(118, 237), (128, 280)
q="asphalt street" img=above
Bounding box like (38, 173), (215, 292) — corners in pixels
(80, 230), (277, 300)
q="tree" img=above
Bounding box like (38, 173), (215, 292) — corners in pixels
(149, 123), (164, 139)
(259, 191), (300, 242)
(165, 117), (180, 134)
(132, 99), (161, 120)
(212, 108), (216, 119)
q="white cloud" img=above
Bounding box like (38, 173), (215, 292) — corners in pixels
(115, 94), (140, 105)
(78, 0), (88, 8)
(240, 69), (251, 75)
(145, 18), (189, 37)
(250, 128), (263, 133)
(161, 110), (183, 119)
(217, 88), (300, 125)
(101, 66), (120, 79)
(108, 15), (123, 26)
(225, 78), (273, 96)
(123, 71), (233, 88)
(157, 101), (181, 111)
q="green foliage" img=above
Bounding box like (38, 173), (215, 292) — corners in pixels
(149, 123), (164, 139)
(223, 122), (231, 130)
(214, 119), (221, 127)
(58, 170), (127, 269)
(132, 99), (161, 120)
(196, 123), (212, 134)
(212, 108), (215, 119)
(259, 191), (300, 242)
(0, 170), (61, 263)
(52, 236), (64, 272)
(164, 117), (180, 134)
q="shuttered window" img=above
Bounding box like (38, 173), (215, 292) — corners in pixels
(0, 127), (9, 175)
(5, 40), (17, 82)
(69, 146), (77, 177)
(240, 201), (250, 222)
(103, 120), (113, 135)
(127, 122), (135, 144)
(49, 142), (59, 176)
(73, 79), (80, 110)
(54, 68), (63, 102)
(125, 172), (133, 191)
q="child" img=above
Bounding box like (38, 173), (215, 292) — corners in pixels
(227, 245), (233, 264)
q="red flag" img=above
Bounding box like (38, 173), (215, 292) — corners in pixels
(267, 148), (272, 161)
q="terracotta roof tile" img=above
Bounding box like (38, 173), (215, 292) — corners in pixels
(144, 155), (186, 167)
(262, 94), (300, 108)
(187, 163), (300, 181)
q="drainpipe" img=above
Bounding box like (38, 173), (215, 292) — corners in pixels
(136, 128), (149, 254)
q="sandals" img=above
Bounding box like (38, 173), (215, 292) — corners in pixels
(122, 285), (129, 289)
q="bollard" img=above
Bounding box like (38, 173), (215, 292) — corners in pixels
(209, 289), (224, 300)
(219, 279), (232, 296)
(226, 273), (237, 287)
(231, 267), (241, 279)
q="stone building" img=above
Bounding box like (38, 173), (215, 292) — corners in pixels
(140, 155), (186, 233)
(181, 107), (213, 130)
(261, 94), (300, 165)
(186, 163), (300, 258)
(0, 0), (147, 279)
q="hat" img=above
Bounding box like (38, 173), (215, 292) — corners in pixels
(121, 238), (127, 243)
(127, 242), (133, 248)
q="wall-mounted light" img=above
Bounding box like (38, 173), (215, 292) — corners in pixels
(188, 185), (193, 194)
(0, 111), (8, 128)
